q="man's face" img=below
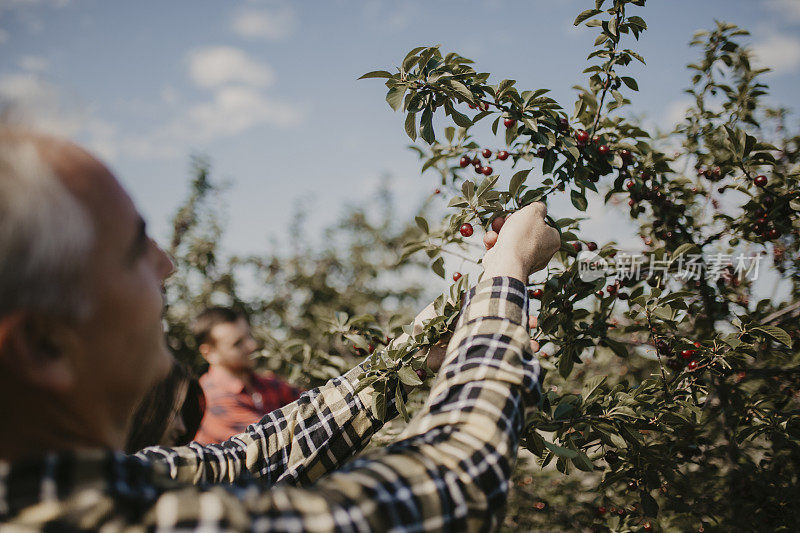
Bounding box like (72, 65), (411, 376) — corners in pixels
(40, 139), (174, 443)
(204, 318), (258, 373)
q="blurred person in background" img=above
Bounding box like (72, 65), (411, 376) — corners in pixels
(125, 358), (205, 452)
(192, 306), (302, 443)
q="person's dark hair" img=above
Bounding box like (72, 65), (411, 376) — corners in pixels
(191, 306), (249, 346)
(125, 359), (205, 453)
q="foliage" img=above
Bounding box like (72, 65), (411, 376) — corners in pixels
(163, 165), (429, 388)
(362, 0), (800, 530)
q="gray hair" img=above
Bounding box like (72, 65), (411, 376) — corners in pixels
(0, 134), (95, 320)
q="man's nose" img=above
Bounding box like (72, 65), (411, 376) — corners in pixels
(154, 241), (175, 280)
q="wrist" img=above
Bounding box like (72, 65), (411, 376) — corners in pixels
(483, 261), (527, 282)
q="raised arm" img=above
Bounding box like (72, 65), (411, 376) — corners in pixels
(143, 202), (561, 531)
(136, 361), (398, 486)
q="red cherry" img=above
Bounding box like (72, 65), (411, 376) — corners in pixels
(482, 148), (492, 158)
(530, 288), (543, 299)
(491, 216), (506, 232)
(452, 272), (462, 281)
(497, 150), (509, 160)
(503, 118), (516, 128)
(587, 242), (598, 251)
(575, 129), (589, 144)
(596, 290), (604, 297)
(459, 223), (474, 237)
(687, 360), (698, 371)
(644, 522), (653, 532)
(572, 242), (582, 252)
(620, 149), (633, 165)
(606, 284), (618, 295)
(693, 341), (701, 348)
(558, 117), (569, 131)
(474, 165), (484, 174)
(768, 228), (780, 239)
(434, 188), (441, 194)
(415, 368), (427, 380)
(459, 156), (470, 168)
(753, 175), (768, 187)
(536, 146), (548, 158)
(628, 198), (636, 207)
(482, 166), (493, 175)
(756, 217), (767, 225)
(598, 144), (610, 156)
(626, 180), (635, 190)
(681, 349), (696, 360)
(597, 506), (607, 516)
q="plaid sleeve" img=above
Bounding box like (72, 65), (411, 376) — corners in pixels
(136, 360), (397, 488)
(142, 276), (541, 532)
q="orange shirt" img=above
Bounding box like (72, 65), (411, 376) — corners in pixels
(195, 366), (301, 444)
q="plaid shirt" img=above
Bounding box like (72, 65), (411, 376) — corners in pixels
(0, 277), (541, 532)
(195, 367), (302, 444)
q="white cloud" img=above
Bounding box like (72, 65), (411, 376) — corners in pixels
(185, 85), (300, 141)
(0, 29), (9, 44)
(18, 55), (49, 72)
(0, 74), (82, 136)
(187, 46), (274, 89)
(663, 98), (693, 128)
(231, 6), (295, 40)
(766, 0), (800, 22)
(751, 34), (800, 75)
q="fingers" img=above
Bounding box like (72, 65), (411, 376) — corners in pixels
(483, 231), (498, 249)
(530, 339), (540, 353)
(528, 315), (538, 329)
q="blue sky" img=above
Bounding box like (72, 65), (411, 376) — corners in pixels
(1, 0), (799, 265)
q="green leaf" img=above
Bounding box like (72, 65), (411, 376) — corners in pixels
(445, 79), (475, 103)
(420, 107), (435, 144)
(432, 256), (445, 279)
(543, 150), (557, 175)
(620, 76), (639, 91)
(544, 440), (578, 459)
(570, 189), (588, 211)
(449, 106), (473, 128)
(371, 388), (387, 421)
(603, 337), (629, 358)
(395, 381), (409, 421)
(640, 492), (659, 517)
(495, 79), (516, 98)
(752, 325), (792, 347)
(398, 365), (423, 386)
(582, 375), (607, 403)
(404, 112), (417, 141)
(509, 169), (531, 198)
(354, 375), (379, 394)
(415, 216), (429, 233)
(359, 70), (393, 80)
(671, 243), (699, 262)
(574, 8), (601, 26)
(572, 452), (595, 472)
(386, 86), (405, 111)
(790, 199), (800, 211)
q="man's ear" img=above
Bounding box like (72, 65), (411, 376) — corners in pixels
(0, 311), (77, 393)
(198, 342), (217, 365)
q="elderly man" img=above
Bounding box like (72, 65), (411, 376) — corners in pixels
(0, 129), (560, 531)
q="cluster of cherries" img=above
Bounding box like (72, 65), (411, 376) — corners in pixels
(459, 147), (510, 176)
(654, 337), (702, 372)
(749, 176), (783, 241)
